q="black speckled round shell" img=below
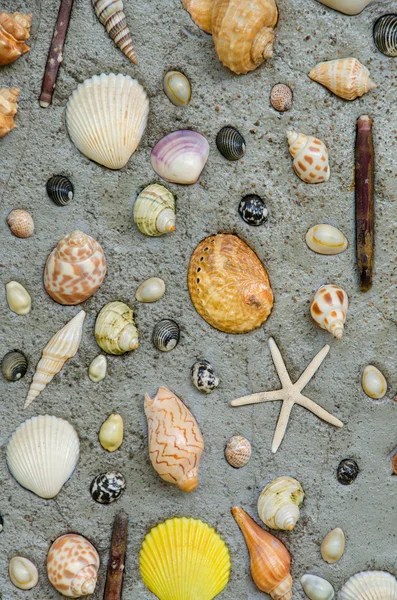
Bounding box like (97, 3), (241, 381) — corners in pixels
(152, 319), (180, 352)
(1, 350), (28, 382)
(216, 126), (246, 161)
(238, 195), (268, 226)
(337, 459), (359, 485)
(191, 359), (219, 394)
(373, 14), (397, 57)
(46, 175), (74, 206)
(90, 471), (126, 504)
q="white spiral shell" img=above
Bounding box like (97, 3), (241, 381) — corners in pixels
(95, 301), (139, 355)
(134, 184), (176, 237)
(287, 131), (330, 184)
(310, 284), (349, 339)
(257, 476), (305, 531)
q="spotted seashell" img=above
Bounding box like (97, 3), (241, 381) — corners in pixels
(163, 71), (191, 106)
(152, 319), (180, 352)
(374, 15), (397, 57)
(46, 175), (74, 206)
(136, 277), (166, 302)
(238, 194), (268, 226)
(270, 84), (293, 112)
(134, 184), (176, 237)
(225, 435), (251, 468)
(1, 350), (28, 381)
(151, 130), (209, 184)
(301, 574), (334, 600)
(306, 224), (348, 255)
(311, 284), (349, 339)
(216, 126), (246, 161)
(9, 557), (38, 590)
(191, 359), (219, 394)
(337, 458), (359, 485)
(362, 365), (387, 399)
(7, 209), (34, 238)
(90, 471), (126, 504)
(287, 130), (330, 184)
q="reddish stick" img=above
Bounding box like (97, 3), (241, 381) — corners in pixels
(104, 512), (129, 600)
(39, 0), (75, 107)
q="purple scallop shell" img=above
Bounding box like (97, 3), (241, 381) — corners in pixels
(151, 130), (210, 185)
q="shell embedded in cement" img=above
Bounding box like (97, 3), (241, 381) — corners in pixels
(152, 319), (180, 352)
(216, 126), (246, 161)
(151, 130), (210, 184)
(337, 458), (359, 485)
(92, 0), (137, 63)
(7, 209), (34, 238)
(1, 350), (28, 381)
(362, 365), (387, 399)
(258, 476), (305, 531)
(163, 71), (191, 106)
(301, 574), (334, 600)
(310, 284), (349, 339)
(99, 413), (124, 452)
(9, 557), (38, 590)
(191, 359), (219, 393)
(373, 14), (397, 57)
(225, 435), (251, 468)
(95, 301), (139, 355)
(321, 527), (345, 564)
(340, 571), (397, 600)
(306, 224), (348, 255)
(88, 354), (107, 382)
(270, 84), (293, 112)
(90, 471), (126, 504)
(238, 194), (268, 226)
(287, 130), (330, 183)
(134, 184), (176, 236)
(315, 0), (380, 15)
(136, 277), (166, 302)
(46, 175), (74, 206)
(5, 281), (31, 315)
(308, 58), (376, 101)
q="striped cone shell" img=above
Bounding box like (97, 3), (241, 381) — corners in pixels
(308, 57), (376, 101)
(373, 14), (397, 57)
(92, 0), (137, 64)
(152, 319), (180, 352)
(46, 175), (74, 206)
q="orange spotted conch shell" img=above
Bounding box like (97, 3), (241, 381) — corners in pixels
(309, 57), (377, 101)
(0, 12), (31, 65)
(188, 233), (273, 334)
(47, 533), (100, 598)
(44, 231), (106, 305)
(144, 386), (204, 492)
(181, 0), (278, 74)
(287, 131), (330, 183)
(0, 88), (19, 138)
(311, 284), (349, 339)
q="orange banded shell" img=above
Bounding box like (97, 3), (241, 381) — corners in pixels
(188, 234), (273, 334)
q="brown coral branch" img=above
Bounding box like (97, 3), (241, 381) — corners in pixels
(104, 512), (129, 600)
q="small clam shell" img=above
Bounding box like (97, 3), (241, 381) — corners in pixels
(152, 319), (180, 352)
(88, 354), (107, 382)
(136, 277), (166, 302)
(6, 281), (31, 315)
(151, 130), (210, 184)
(321, 527), (345, 564)
(46, 175), (74, 206)
(134, 184), (176, 237)
(191, 359), (219, 394)
(90, 471), (126, 504)
(373, 14), (397, 57)
(225, 435), (251, 468)
(99, 413), (124, 452)
(306, 224), (348, 255)
(216, 126), (246, 161)
(9, 556), (38, 590)
(362, 365), (387, 399)
(1, 350), (28, 382)
(163, 71), (191, 106)
(301, 574), (334, 600)
(238, 194), (268, 226)
(270, 84), (293, 112)
(337, 458), (359, 485)
(7, 209), (34, 238)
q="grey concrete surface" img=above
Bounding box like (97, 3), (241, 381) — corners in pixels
(1, 0), (397, 597)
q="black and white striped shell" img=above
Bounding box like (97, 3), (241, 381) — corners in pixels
(238, 195), (268, 226)
(46, 175), (74, 206)
(0, 514), (3, 532)
(337, 459), (359, 485)
(152, 319), (180, 352)
(191, 359), (219, 394)
(90, 471), (126, 504)
(373, 14), (397, 57)
(1, 351), (28, 382)
(216, 126), (246, 161)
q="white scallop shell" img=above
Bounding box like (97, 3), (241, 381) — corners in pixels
(301, 574), (334, 600)
(362, 365), (387, 399)
(9, 557), (38, 590)
(306, 224), (348, 255)
(340, 571), (397, 600)
(66, 73), (149, 170)
(321, 527), (345, 563)
(7, 415), (80, 499)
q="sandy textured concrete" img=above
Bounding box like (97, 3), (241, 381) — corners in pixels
(1, 0), (397, 597)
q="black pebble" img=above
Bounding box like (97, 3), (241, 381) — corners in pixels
(337, 458), (359, 485)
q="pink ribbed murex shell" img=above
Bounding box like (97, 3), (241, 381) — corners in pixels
(44, 230), (106, 305)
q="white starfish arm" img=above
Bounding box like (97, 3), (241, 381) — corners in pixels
(294, 344), (330, 392)
(231, 389), (284, 407)
(271, 399), (294, 453)
(296, 393), (343, 428)
(268, 337), (293, 388)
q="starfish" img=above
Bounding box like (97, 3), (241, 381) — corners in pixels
(231, 337), (343, 453)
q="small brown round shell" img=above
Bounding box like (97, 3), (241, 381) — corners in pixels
(7, 210), (34, 238)
(225, 435), (251, 468)
(270, 84), (293, 112)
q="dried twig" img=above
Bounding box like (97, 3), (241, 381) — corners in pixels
(104, 512), (129, 600)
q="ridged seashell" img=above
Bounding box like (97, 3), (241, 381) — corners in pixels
(95, 301), (139, 355)
(216, 126), (246, 161)
(340, 571), (397, 600)
(47, 534), (100, 598)
(337, 458), (359, 485)
(1, 350), (28, 382)
(315, 0), (381, 15)
(152, 319), (180, 352)
(270, 84), (293, 112)
(7, 209), (34, 238)
(46, 175), (74, 206)
(151, 130), (209, 184)
(309, 58), (377, 101)
(6, 281), (31, 315)
(163, 71), (191, 106)
(66, 73), (149, 170)
(44, 231), (106, 305)
(238, 194), (268, 226)
(136, 277), (166, 302)
(92, 0), (137, 64)
(306, 224), (348, 255)
(321, 527), (345, 564)
(99, 413), (124, 452)
(188, 234), (273, 334)
(144, 386), (204, 492)
(191, 359), (219, 393)
(0, 12), (31, 65)
(9, 557), (38, 590)
(181, 0), (213, 33)
(374, 15), (397, 57)
(287, 131), (330, 184)
(7, 415), (80, 499)
(362, 365), (387, 399)
(88, 354), (107, 382)
(258, 476), (305, 531)
(25, 311), (86, 408)
(232, 507), (293, 600)
(310, 284), (349, 339)
(0, 87), (20, 138)
(134, 184), (176, 236)
(225, 435), (251, 468)
(301, 574), (334, 600)
(90, 471), (126, 504)
(140, 517), (231, 600)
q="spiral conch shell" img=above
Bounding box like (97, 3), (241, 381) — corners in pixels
(309, 58), (376, 101)
(134, 184), (176, 236)
(287, 131), (330, 184)
(258, 476), (305, 531)
(47, 534), (100, 598)
(340, 571), (397, 600)
(311, 284), (349, 339)
(0, 12), (31, 65)
(0, 87), (19, 138)
(95, 301), (139, 355)
(92, 0), (137, 64)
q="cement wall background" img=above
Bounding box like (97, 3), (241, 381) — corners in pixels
(0, 0), (397, 597)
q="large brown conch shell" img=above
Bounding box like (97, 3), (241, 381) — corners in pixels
(0, 88), (19, 138)
(181, 0), (278, 74)
(188, 234), (273, 334)
(0, 12), (32, 66)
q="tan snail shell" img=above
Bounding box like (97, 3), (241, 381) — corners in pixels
(134, 184), (176, 236)
(47, 533), (100, 598)
(225, 435), (251, 468)
(310, 284), (349, 339)
(0, 87), (20, 138)
(258, 476), (305, 531)
(9, 557), (38, 590)
(309, 58), (377, 101)
(270, 84), (293, 112)
(99, 413), (124, 452)
(7, 209), (34, 238)
(0, 12), (31, 66)
(287, 131), (330, 184)
(95, 301), (139, 355)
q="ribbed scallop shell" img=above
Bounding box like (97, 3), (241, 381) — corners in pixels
(134, 184), (176, 236)
(216, 126), (246, 161)
(66, 73), (149, 170)
(92, 0), (137, 63)
(44, 231), (106, 305)
(310, 284), (348, 339)
(188, 234), (273, 334)
(7, 415), (80, 499)
(7, 209), (34, 238)
(1, 350), (28, 382)
(374, 14), (397, 57)
(309, 58), (377, 101)
(95, 301), (139, 355)
(151, 130), (209, 184)
(258, 476), (305, 531)
(140, 517), (231, 600)
(152, 319), (180, 352)
(0, 12), (31, 66)
(0, 87), (19, 137)
(287, 131), (330, 184)
(340, 571), (397, 600)
(46, 175), (74, 206)
(181, 0), (213, 33)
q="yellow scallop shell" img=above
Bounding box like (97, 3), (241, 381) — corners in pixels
(140, 517), (231, 600)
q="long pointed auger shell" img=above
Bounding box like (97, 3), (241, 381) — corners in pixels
(309, 58), (377, 101)
(25, 311), (86, 409)
(340, 571), (397, 600)
(92, 0), (137, 64)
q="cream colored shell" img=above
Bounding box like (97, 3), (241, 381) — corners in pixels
(88, 354), (107, 382)
(340, 571), (397, 600)
(225, 435), (251, 468)
(321, 527), (345, 564)
(136, 277), (166, 302)
(0, 87), (19, 137)
(287, 131), (330, 184)
(258, 476), (305, 531)
(6, 281), (31, 315)
(301, 574), (334, 600)
(95, 301), (139, 355)
(134, 184), (176, 236)
(7, 209), (34, 238)
(315, 0), (379, 14)
(306, 224), (347, 255)
(362, 365), (387, 399)
(99, 413), (124, 451)
(310, 284), (348, 339)
(9, 557), (38, 590)
(163, 71), (191, 106)
(309, 58), (376, 101)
